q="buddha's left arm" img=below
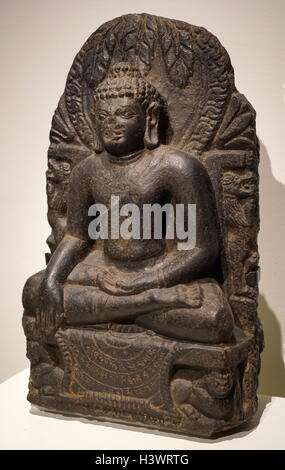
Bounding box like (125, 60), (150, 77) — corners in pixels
(155, 157), (220, 287)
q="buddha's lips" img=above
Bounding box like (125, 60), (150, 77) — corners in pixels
(104, 128), (125, 139)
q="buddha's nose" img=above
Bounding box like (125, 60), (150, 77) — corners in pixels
(106, 115), (118, 126)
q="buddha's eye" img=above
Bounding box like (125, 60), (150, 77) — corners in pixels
(117, 110), (136, 119)
(98, 113), (107, 121)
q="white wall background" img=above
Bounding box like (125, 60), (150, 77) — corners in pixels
(1, 0), (284, 397)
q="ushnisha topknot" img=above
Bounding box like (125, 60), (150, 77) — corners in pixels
(93, 62), (163, 109)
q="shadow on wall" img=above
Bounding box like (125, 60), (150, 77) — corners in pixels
(258, 295), (285, 397)
(258, 141), (285, 398)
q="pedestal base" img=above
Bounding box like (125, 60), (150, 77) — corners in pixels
(24, 316), (256, 438)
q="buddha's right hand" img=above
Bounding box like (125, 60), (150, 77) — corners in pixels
(36, 279), (64, 335)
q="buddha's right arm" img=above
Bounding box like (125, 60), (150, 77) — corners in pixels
(37, 234), (91, 333)
(44, 160), (94, 285)
(43, 234), (91, 285)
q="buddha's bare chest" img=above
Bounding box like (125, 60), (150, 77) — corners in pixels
(91, 159), (166, 208)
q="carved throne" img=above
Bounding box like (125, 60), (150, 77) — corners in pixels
(23, 14), (263, 437)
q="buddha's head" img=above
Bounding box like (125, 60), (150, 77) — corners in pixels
(93, 62), (167, 157)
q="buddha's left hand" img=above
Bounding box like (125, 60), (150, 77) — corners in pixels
(115, 272), (159, 295)
(97, 270), (159, 296)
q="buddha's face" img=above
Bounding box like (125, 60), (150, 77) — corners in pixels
(95, 96), (147, 157)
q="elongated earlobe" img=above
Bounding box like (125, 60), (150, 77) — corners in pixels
(144, 102), (160, 150)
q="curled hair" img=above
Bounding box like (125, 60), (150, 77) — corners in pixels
(93, 62), (163, 109)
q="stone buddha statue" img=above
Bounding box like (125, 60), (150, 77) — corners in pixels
(22, 14), (263, 437)
(23, 62), (234, 344)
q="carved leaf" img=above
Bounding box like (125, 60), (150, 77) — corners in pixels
(223, 136), (254, 150)
(115, 15), (139, 59)
(112, 14), (156, 72)
(84, 28), (116, 89)
(215, 93), (256, 150)
(159, 20), (194, 88)
(137, 15), (156, 71)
